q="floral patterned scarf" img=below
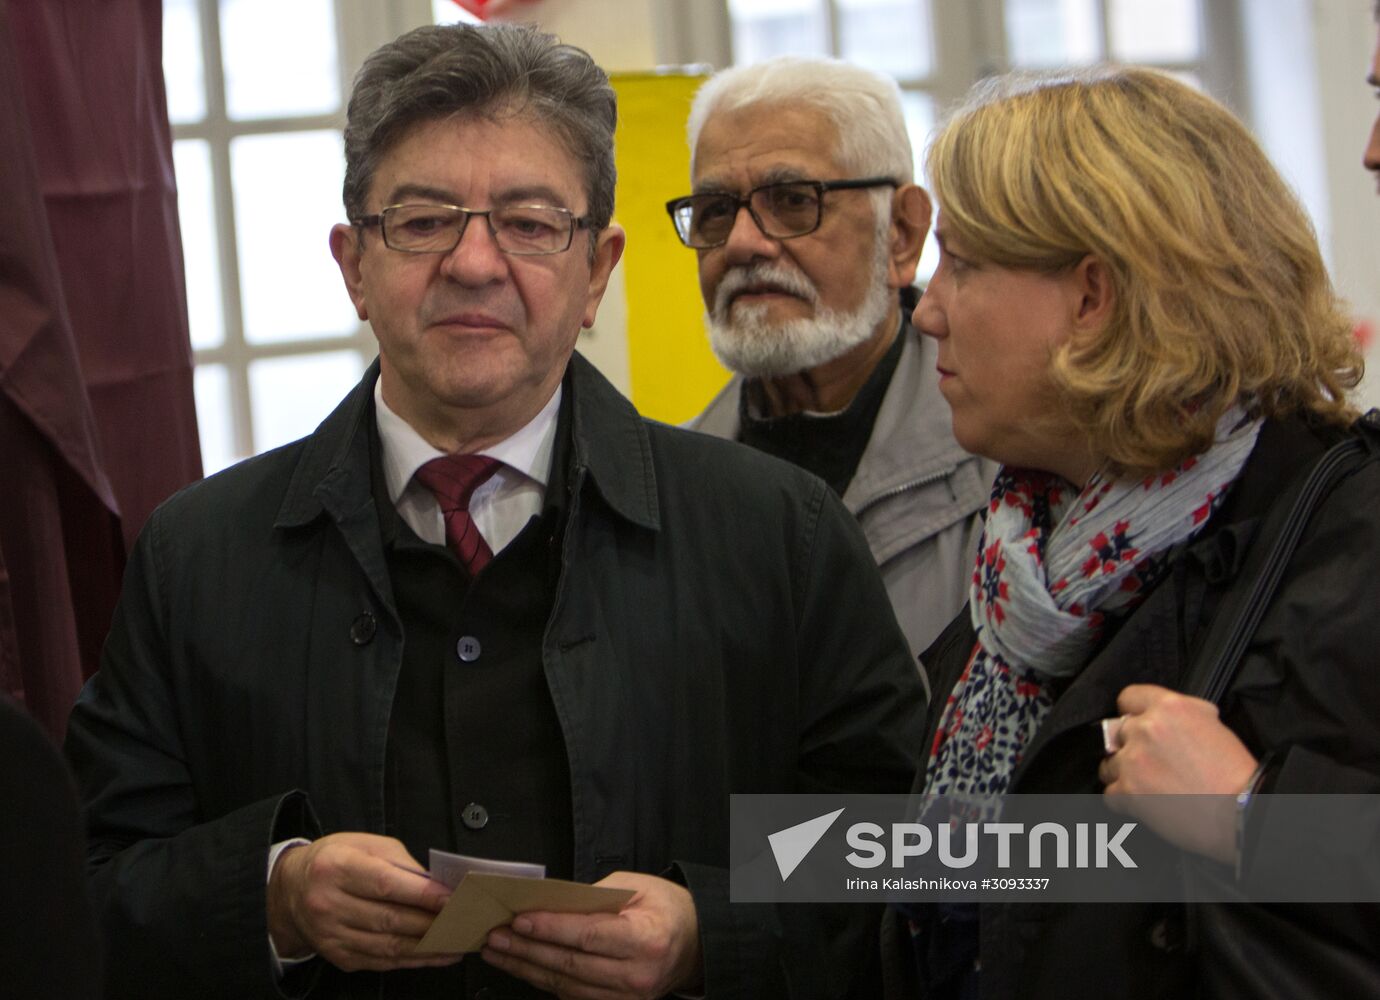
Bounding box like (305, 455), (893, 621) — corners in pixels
(923, 410), (1262, 799)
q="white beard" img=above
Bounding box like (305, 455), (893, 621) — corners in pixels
(706, 243), (893, 379)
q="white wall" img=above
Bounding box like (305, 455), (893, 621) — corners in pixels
(1314, 2), (1380, 408)
(1243, 0), (1380, 408)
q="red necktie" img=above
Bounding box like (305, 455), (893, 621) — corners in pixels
(413, 454), (502, 575)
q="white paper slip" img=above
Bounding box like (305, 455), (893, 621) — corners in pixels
(427, 849), (546, 889)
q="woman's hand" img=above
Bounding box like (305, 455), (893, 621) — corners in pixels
(1098, 684), (1258, 864)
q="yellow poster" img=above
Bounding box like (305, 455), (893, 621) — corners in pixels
(610, 70), (729, 424)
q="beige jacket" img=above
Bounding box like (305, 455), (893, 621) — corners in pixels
(690, 322), (995, 676)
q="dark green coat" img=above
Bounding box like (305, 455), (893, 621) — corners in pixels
(67, 354), (925, 1000)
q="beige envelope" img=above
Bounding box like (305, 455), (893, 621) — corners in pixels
(414, 873), (636, 954)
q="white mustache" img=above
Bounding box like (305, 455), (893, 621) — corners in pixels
(712, 264), (819, 319)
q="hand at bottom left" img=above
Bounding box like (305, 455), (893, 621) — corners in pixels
(268, 832), (465, 973)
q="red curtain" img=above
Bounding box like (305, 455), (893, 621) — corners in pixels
(0, 0), (202, 741)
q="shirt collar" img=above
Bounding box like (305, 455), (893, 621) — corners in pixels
(373, 379), (562, 504)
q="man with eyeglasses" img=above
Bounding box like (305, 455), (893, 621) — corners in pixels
(676, 58), (994, 666)
(66, 22), (924, 1000)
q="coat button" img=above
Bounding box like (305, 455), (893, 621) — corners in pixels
(350, 613), (376, 646)
(1148, 916), (1183, 952)
(461, 802), (489, 830)
(456, 636), (482, 662)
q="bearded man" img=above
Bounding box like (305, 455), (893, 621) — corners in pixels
(674, 57), (994, 661)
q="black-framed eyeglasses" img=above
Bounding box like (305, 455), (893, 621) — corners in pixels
(351, 203), (595, 256)
(665, 177), (898, 249)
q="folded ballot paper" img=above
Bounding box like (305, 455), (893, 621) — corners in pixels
(414, 849), (634, 954)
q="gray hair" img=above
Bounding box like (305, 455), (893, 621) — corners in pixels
(343, 23), (617, 230)
(686, 56), (914, 185)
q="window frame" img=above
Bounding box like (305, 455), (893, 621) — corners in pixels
(170, 0), (437, 470)
(701, 0), (1245, 133)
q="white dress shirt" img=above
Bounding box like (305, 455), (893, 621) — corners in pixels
(374, 378), (561, 554)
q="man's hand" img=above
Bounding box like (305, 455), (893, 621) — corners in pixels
(266, 832), (463, 973)
(1098, 684), (1258, 863)
(480, 872), (703, 1000)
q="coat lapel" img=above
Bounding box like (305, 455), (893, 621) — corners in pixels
(1012, 572), (1187, 787)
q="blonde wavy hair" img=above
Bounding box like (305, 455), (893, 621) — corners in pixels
(927, 66), (1362, 475)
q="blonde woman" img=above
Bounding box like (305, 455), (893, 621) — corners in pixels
(889, 67), (1379, 999)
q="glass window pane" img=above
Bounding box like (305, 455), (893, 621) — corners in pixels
(729, 0), (828, 63)
(432, 0), (482, 24)
(173, 140), (225, 351)
(221, 0), (340, 120)
(1109, 0), (1200, 63)
(194, 363), (238, 475)
(163, 0), (206, 123)
(1005, 0), (1101, 67)
(248, 351), (365, 453)
(231, 130), (357, 345)
(838, 0), (932, 78)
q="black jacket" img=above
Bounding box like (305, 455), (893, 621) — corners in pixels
(885, 417), (1380, 999)
(67, 355), (927, 1000)
(0, 695), (102, 999)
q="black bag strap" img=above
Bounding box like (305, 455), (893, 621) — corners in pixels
(1186, 409), (1380, 705)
